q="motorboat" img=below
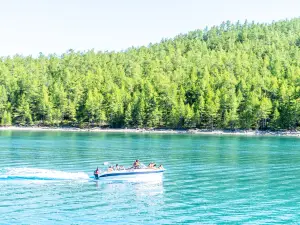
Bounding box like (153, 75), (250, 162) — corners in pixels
(94, 168), (165, 179)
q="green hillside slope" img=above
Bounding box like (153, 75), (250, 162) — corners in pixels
(0, 18), (299, 130)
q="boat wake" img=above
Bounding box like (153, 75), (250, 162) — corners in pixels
(0, 167), (164, 184)
(0, 167), (90, 181)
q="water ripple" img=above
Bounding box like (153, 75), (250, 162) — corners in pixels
(0, 131), (300, 224)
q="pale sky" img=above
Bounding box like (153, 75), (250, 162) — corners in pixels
(0, 0), (299, 57)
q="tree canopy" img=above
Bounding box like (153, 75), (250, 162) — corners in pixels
(0, 18), (299, 130)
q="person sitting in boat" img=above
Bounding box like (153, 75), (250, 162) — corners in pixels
(133, 159), (140, 169)
(148, 162), (156, 169)
(119, 165), (125, 170)
(107, 166), (114, 172)
(115, 164), (120, 170)
(158, 165), (164, 170)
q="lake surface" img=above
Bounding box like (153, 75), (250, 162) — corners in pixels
(0, 131), (300, 224)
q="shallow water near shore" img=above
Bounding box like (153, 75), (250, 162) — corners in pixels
(0, 130), (300, 224)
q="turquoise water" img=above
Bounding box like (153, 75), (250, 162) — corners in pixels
(0, 131), (300, 224)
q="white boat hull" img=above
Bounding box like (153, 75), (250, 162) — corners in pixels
(96, 168), (165, 179)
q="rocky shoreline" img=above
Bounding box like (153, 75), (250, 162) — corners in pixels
(0, 126), (299, 137)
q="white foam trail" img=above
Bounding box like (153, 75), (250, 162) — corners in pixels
(0, 167), (90, 180)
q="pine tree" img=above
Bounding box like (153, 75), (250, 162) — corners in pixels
(14, 95), (32, 125)
(270, 107), (280, 130)
(258, 97), (273, 129)
(1, 111), (12, 126)
(124, 103), (132, 127)
(37, 85), (52, 124)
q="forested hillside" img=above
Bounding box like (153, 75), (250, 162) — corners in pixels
(0, 19), (299, 130)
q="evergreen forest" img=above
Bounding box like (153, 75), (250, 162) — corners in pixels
(0, 18), (299, 130)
